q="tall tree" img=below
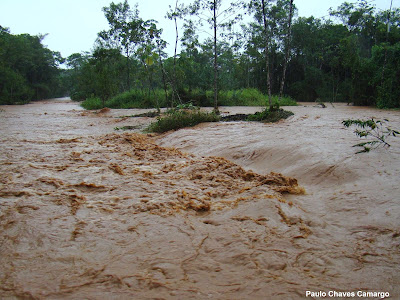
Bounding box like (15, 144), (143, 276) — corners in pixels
(180, 20), (201, 93)
(188, 0), (242, 111)
(97, 0), (144, 91)
(156, 37), (169, 105)
(279, 0), (294, 101)
(90, 48), (122, 107)
(166, 0), (185, 107)
(381, 0), (393, 87)
(261, 0), (272, 108)
(136, 21), (163, 102)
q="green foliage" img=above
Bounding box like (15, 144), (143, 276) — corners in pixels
(342, 118), (399, 153)
(274, 96), (298, 107)
(6, 0), (393, 109)
(147, 108), (220, 133)
(80, 97), (104, 110)
(66, 51), (127, 102)
(107, 89), (168, 109)
(0, 26), (63, 104)
(80, 89), (168, 110)
(218, 89), (297, 106)
(0, 66), (33, 104)
(178, 88), (297, 107)
(218, 89), (265, 106)
(288, 3), (400, 105)
(373, 43), (400, 109)
(246, 105), (294, 122)
(63, 0), (400, 109)
(91, 48), (122, 106)
(79, 88), (297, 110)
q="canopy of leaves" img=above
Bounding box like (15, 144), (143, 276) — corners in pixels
(0, 26), (64, 104)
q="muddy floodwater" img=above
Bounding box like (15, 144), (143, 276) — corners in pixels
(1, 98), (399, 299)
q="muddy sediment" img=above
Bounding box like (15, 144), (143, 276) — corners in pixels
(1, 99), (399, 299)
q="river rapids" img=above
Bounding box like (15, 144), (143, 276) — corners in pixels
(0, 99), (399, 299)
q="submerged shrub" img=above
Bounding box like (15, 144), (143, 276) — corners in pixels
(246, 105), (294, 122)
(80, 97), (103, 110)
(147, 108), (220, 133)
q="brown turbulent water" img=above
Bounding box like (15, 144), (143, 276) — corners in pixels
(0, 99), (399, 299)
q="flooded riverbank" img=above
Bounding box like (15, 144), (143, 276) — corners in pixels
(1, 99), (399, 299)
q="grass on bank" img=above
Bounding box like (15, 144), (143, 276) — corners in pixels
(80, 88), (297, 110)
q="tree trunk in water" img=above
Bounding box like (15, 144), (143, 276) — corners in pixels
(279, 0), (294, 102)
(213, 0), (218, 111)
(381, 0), (393, 88)
(158, 47), (168, 105)
(261, 0), (272, 109)
(172, 0), (179, 108)
(126, 47), (130, 91)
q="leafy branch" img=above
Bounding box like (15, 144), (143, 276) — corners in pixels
(342, 118), (399, 153)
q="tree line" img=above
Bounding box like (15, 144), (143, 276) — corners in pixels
(0, 26), (65, 104)
(1, 0), (399, 108)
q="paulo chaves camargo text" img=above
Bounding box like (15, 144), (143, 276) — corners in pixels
(305, 290), (390, 299)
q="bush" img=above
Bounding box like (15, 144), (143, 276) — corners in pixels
(246, 106), (294, 122)
(80, 97), (103, 110)
(107, 89), (168, 109)
(274, 96), (298, 106)
(218, 89), (297, 106)
(80, 89), (170, 110)
(218, 88), (263, 106)
(147, 108), (220, 133)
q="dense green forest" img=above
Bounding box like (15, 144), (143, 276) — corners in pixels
(0, 26), (65, 104)
(1, 0), (399, 108)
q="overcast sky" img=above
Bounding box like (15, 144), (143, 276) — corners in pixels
(0, 0), (396, 59)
